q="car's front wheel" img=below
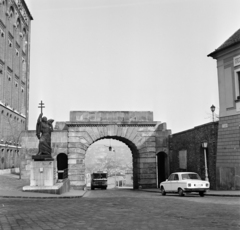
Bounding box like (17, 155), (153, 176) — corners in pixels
(199, 191), (205, 197)
(161, 187), (166, 196)
(178, 188), (184, 197)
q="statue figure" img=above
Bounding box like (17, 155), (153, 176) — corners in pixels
(36, 113), (54, 156)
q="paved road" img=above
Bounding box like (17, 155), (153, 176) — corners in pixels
(0, 188), (239, 230)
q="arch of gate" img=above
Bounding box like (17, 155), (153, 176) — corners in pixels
(65, 111), (171, 190)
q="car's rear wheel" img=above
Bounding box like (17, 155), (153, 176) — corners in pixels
(178, 188), (184, 196)
(161, 187), (166, 196)
(199, 191), (205, 197)
(91, 186), (94, 190)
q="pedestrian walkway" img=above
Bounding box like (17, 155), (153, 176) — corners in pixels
(140, 188), (240, 197)
(0, 173), (86, 198)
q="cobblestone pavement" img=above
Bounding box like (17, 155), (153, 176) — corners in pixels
(0, 189), (239, 230)
(0, 174), (29, 191)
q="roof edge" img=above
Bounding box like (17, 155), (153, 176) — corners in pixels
(207, 42), (240, 59)
(21, 0), (33, 20)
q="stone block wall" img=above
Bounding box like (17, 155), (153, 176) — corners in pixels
(169, 122), (218, 189)
(0, 144), (20, 170)
(69, 111), (154, 122)
(216, 114), (240, 190)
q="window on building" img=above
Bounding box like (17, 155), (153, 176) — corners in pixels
(237, 72), (240, 100)
(179, 150), (187, 169)
(0, 28), (5, 61)
(235, 70), (240, 100)
(0, 64), (2, 102)
(22, 58), (26, 82)
(8, 39), (12, 47)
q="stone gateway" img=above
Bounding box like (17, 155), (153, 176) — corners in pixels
(21, 111), (171, 190)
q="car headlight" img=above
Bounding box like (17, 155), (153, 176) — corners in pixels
(188, 183), (191, 187)
(206, 183), (209, 187)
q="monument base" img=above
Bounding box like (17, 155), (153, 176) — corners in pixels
(23, 178), (70, 195)
(29, 159), (56, 186)
(22, 157), (70, 195)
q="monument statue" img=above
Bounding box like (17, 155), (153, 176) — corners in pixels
(36, 113), (54, 155)
(36, 101), (54, 156)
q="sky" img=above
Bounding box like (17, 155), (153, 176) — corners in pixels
(24, 0), (240, 134)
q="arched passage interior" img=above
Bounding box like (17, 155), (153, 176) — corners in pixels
(85, 135), (139, 189)
(57, 153), (68, 180)
(157, 151), (168, 188)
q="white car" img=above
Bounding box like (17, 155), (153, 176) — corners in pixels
(160, 172), (210, 197)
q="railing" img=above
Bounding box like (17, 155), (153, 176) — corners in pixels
(58, 168), (68, 180)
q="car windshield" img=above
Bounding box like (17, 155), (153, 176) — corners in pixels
(93, 173), (107, 179)
(182, 173), (201, 180)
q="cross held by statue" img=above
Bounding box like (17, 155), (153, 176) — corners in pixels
(38, 100), (45, 114)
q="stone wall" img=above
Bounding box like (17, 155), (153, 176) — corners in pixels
(216, 114), (240, 190)
(169, 122), (218, 189)
(0, 144), (21, 170)
(69, 111), (154, 122)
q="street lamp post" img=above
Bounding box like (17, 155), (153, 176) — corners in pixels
(210, 105), (215, 122)
(107, 146), (117, 188)
(201, 142), (209, 181)
(112, 148), (117, 188)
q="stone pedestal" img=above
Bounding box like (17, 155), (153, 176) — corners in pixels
(30, 160), (57, 186)
(23, 157), (70, 194)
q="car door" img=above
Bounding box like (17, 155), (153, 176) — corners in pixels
(164, 174), (174, 191)
(171, 174), (179, 192)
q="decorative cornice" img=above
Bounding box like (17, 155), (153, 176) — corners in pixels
(0, 144), (22, 149)
(0, 103), (26, 119)
(14, 0), (32, 25)
(66, 122), (157, 128)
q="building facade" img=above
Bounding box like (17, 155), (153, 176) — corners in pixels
(208, 29), (240, 190)
(0, 0), (32, 170)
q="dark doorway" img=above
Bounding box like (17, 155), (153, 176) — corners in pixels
(157, 152), (167, 188)
(57, 153), (68, 180)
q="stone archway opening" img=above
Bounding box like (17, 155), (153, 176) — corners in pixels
(65, 111), (171, 190)
(157, 151), (168, 188)
(85, 136), (137, 190)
